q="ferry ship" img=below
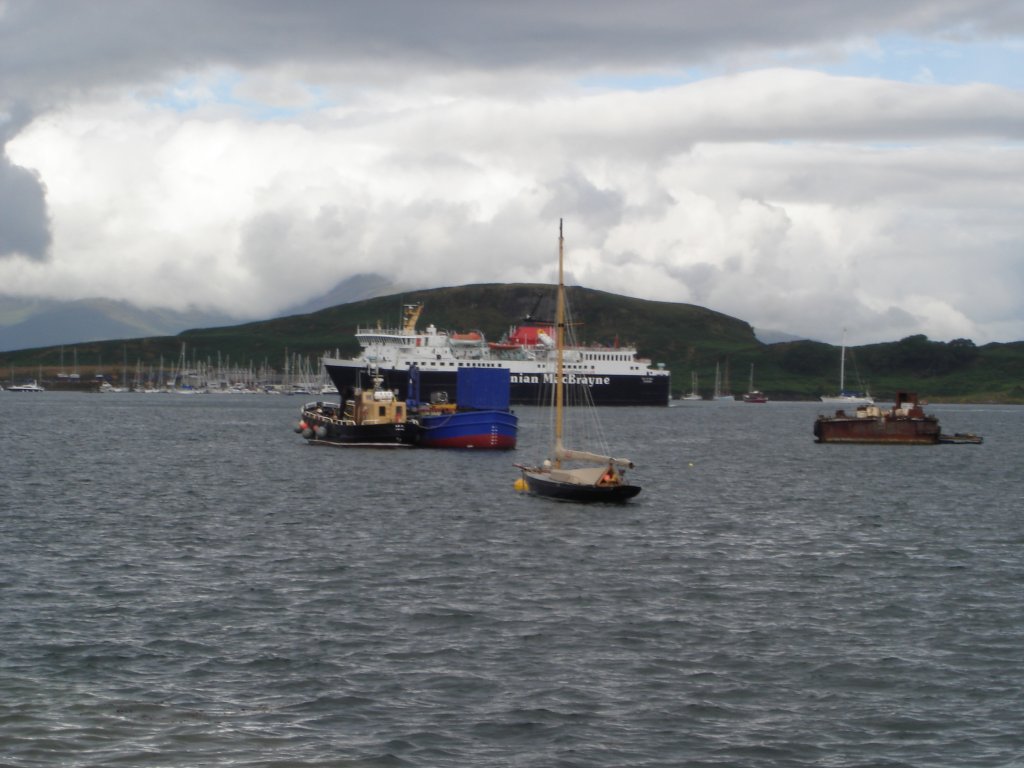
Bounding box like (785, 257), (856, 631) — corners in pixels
(322, 303), (671, 407)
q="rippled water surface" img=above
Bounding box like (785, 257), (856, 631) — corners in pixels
(3, 393), (1023, 766)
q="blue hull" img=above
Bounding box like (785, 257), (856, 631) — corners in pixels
(414, 409), (518, 450)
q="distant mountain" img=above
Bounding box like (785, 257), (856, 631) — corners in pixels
(0, 295), (238, 352)
(0, 273), (406, 352)
(279, 273), (405, 316)
(754, 327), (810, 344)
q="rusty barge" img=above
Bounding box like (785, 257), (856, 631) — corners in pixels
(814, 391), (941, 444)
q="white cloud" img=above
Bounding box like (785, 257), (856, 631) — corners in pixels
(1, 3), (1023, 345)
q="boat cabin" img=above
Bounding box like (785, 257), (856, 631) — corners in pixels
(345, 384), (405, 426)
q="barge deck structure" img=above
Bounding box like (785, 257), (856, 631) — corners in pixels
(814, 391), (941, 444)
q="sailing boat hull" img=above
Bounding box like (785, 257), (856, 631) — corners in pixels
(819, 394), (873, 406)
(521, 471), (641, 503)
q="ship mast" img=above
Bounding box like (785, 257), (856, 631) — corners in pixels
(840, 328), (847, 392)
(554, 218), (565, 468)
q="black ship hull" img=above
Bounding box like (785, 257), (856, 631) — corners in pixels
(325, 363), (670, 407)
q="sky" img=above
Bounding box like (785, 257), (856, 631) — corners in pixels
(2, 1), (1023, 346)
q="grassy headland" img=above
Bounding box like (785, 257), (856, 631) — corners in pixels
(2, 284), (1022, 402)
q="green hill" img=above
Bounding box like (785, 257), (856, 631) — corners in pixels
(2, 284), (1023, 403)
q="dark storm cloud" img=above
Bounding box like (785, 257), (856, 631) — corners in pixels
(0, 154), (50, 259)
(542, 172), (625, 234)
(0, 104), (50, 259)
(2, 1), (1019, 99)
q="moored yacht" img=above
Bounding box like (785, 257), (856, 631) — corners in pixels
(7, 379), (45, 392)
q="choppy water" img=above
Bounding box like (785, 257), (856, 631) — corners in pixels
(2, 393), (1023, 767)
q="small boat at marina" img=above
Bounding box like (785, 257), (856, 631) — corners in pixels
(7, 379), (45, 392)
(742, 363), (768, 403)
(820, 333), (873, 406)
(712, 361), (735, 402)
(814, 391), (941, 444)
(515, 220), (641, 503)
(678, 371), (702, 401)
(296, 368), (414, 447)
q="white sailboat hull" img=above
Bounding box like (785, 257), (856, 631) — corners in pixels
(820, 394), (874, 406)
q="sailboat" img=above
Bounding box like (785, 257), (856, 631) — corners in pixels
(712, 361), (735, 402)
(514, 220), (641, 503)
(679, 371), (702, 401)
(820, 333), (873, 406)
(742, 363), (768, 403)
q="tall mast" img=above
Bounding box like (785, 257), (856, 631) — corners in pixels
(839, 328), (847, 392)
(554, 218), (565, 467)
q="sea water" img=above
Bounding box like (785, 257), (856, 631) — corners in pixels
(2, 393), (1022, 767)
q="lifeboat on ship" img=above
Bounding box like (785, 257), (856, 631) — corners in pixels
(449, 331), (486, 347)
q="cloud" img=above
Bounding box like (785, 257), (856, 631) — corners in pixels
(1, 2), (1023, 345)
(0, 105), (51, 260)
(0, 147), (51, 260)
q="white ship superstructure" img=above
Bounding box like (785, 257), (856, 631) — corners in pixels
(322, 303), (670, 406)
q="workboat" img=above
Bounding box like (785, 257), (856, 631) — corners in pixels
(408, 366), (518, 449)
(515, 220), (641, 503)
(321, 301), (670, 407)
(296, 368), (414, 447)
(814, 391), (940, 444)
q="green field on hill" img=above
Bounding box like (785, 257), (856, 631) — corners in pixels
(2, 284), (1022, 402)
